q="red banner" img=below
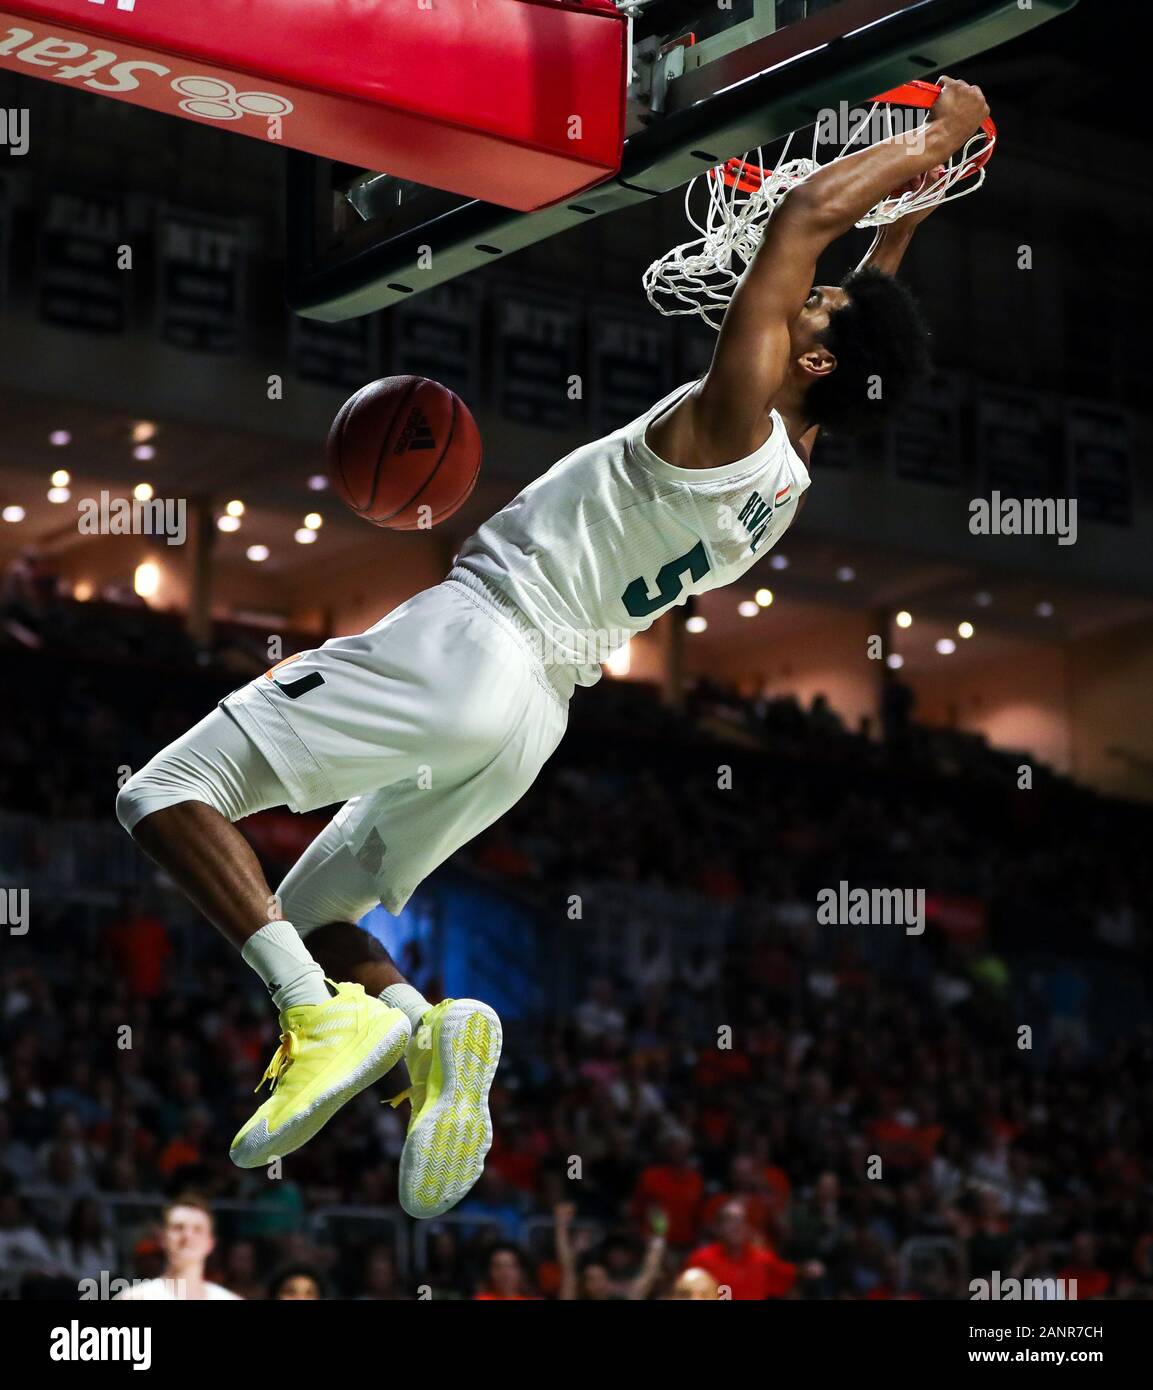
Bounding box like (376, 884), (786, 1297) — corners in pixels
(0, 0), (627, 210)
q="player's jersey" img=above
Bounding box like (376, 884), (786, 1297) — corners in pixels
(454, 379), (811, 686)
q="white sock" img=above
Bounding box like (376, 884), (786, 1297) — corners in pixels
(242, 921), (329, 1012)
(380, 983), (430, 1031)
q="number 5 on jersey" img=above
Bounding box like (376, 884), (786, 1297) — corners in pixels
(621, 539), (711, 618)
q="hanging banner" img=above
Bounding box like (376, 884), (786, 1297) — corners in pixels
(389, 280), (481, 404)
(38, 192), (126, 333)
(890, 371), (965, 486)
(158, 208), (244, 352)
(495, 288), (582, 429)
(1066, 401), (1131, 526)
(291, 312), (375, 390)
(590, 307), (673, 432)
(976, 385), (1060, 498)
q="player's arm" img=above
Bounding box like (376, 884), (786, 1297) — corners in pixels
(553, 1202), (580, 1301)
(690, 77), (987, 461)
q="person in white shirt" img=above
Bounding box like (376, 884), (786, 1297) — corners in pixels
(114, 1198), (241, 1301)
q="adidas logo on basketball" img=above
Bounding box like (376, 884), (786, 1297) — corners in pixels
(394, 409), (436, 454)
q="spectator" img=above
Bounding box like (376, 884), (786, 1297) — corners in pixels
(473, 1244), (538, 1301)
(684, 1199), (821, 1301)
(271, 1265), (327, 1300)
(114, 1198), (240, 1301)
(355, 1245), (404, 1300)
(48, 1196), (118, 1284)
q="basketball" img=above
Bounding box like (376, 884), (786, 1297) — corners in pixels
(327, 375), (482, 530)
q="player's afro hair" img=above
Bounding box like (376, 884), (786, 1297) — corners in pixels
(805, 266), (931, 434)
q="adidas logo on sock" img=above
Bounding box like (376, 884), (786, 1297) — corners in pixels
(394, 408), (437, 454)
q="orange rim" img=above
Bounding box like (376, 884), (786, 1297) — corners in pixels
(715, 78), (996, 189)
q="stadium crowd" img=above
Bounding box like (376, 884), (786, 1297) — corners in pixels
(2, 597), (1152, 1299)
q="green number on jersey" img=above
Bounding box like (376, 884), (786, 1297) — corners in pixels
(621, 539), (711, 618)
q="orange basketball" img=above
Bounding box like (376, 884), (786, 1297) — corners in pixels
(327, 375), (481, 530)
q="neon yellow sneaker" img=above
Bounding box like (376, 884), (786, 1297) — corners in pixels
(230, 981), (410, 1169)
(391, 998), (502, 1219)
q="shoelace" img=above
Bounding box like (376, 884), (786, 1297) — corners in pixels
(385, 1019), (432, 1111)
(255, 1030), (300, 1094)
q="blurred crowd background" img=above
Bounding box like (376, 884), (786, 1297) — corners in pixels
(3, 593), (1151, 1301)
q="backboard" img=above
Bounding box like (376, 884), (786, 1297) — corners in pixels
(287, 0), (1078, 322)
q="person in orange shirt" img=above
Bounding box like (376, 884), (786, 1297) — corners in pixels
(699, 1153), (791, 1236)
(632, 1131), (703, 1248)
(684, 1199), (823, 1300)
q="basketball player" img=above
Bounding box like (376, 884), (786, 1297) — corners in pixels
(116, 77), (988, 1219)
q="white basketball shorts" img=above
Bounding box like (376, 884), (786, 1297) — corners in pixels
(122, 575), (571, 917)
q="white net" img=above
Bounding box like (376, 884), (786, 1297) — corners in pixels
(644, 89), (995, 331)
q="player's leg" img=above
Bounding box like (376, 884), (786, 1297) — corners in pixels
(115, 710), (411, 1167)
(318, 669), (566, 1219)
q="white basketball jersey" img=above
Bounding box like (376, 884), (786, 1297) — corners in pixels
(455, 380), (811, 686)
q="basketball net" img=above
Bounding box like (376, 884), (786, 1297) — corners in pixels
(644, 81), (996, 331)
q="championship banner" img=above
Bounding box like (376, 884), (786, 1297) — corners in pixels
(590, 306), (673, 433)
(37, 190), (126, 332)
(976, 384), (1060, 499)
(890, 370), (965, 486)
(290, 310), (376, 391)
(494, 288), (582, 429)
(158, 208), (244, 353)
(1066, 400), (1131, 527)
(389, 280), (480, 404)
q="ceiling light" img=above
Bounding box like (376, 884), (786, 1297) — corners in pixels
(134, 561), (160, 598)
